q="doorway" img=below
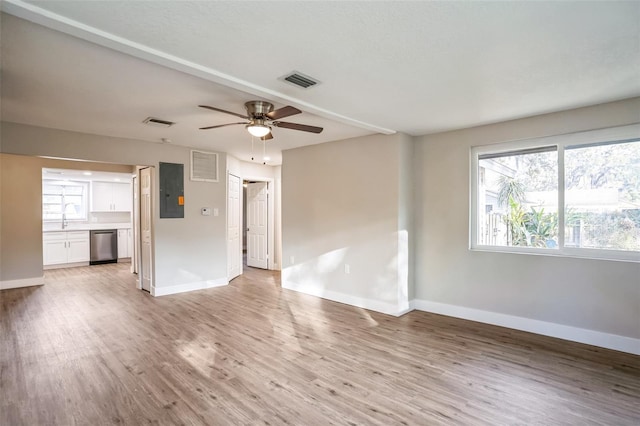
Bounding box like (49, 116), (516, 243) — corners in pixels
(227, 173), (276, 279)
(246, 181), (268, 269)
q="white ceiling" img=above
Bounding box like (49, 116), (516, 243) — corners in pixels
(2, 1), (639, 165)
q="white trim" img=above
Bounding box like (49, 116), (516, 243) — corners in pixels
(0, 276), (45, 290)
(395, 305), (414, 317)
(43, 261), (89, 270)
(283, 281), (405, 317)
(1, 0), (395, 136)
(412, 299), (640, 355)
(151, 277), (228, 297)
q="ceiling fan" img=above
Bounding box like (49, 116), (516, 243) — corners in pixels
(198, 101), (323, 140)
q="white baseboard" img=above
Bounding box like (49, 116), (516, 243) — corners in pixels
(412, 299), (640, 356)
(0, 276), (45, 290)
(44, 261), (89, 270)
(152, 277), (228, 297)
(396, 305), (414, 316)
(283, 281), (404, 316)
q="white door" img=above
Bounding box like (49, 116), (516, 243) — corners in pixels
(140, 167), (153, 292)
(227, 174), (241, 280)
(131, 175), (139, 274)
(247, 182), (268, 269)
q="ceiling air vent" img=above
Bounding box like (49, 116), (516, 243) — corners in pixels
(281, 71), (319, 89)
(143, 117), (175, 128)
(191, 150), (219, 182)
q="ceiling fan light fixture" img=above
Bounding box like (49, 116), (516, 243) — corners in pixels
(246, 123), (271, 138)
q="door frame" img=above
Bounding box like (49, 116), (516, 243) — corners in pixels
(238, 176), (276, 271)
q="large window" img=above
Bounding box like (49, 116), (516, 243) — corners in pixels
(471, 125), (640, 262)
(42, 180), (89, 221)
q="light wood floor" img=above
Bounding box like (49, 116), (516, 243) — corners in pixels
(1, 263), (639, 425)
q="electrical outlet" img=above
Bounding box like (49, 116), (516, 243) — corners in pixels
(290, 256), (295, 265)
(345, 264), (350, 274)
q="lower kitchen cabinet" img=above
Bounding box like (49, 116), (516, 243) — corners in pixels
(43, 231), (90, 266)
(117, 228), (132, 259)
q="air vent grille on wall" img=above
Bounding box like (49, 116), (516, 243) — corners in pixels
(191, 150), (218, 182)
(143, 117), (175, 127)
(282, 71), (319, 89)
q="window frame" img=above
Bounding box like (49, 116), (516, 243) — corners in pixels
(42, 179), (90, 222)
(470, 123), (640, 263)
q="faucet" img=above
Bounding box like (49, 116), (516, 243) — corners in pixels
(61, 202), (73, 229)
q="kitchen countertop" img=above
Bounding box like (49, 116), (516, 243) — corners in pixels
(43, 222), (132, 233)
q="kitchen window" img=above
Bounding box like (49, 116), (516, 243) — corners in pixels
(43, 180), (89, 222)
(470, 124), (640, 262)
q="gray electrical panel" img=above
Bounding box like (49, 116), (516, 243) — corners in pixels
(159, 162), (184, 218)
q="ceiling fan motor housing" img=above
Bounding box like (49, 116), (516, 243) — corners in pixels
(245, 101), (274, 118)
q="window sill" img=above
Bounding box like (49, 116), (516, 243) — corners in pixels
(470, 245), (640, 263)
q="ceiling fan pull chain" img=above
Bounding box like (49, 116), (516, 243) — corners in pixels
(263, 138), (267, 165)
(251, 136), (255, 161)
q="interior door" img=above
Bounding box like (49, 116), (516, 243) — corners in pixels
(140, 167), (153, 292)
(131, 175), (139, 274)
(227, 174), (241, 280)
(247, 182), (268, 269)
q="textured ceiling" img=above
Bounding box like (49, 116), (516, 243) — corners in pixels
(1, 1), (639, 164)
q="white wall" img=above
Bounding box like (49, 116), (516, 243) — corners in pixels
(281, 132), (413, 315)
(413, 97), (640, 353)
(1, 122), (228, 294)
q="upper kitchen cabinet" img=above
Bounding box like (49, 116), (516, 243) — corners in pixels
(91, 181), (132, 212)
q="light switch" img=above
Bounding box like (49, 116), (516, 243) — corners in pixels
(213, 208), (219, 217)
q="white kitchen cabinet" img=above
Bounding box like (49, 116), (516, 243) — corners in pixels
(112, 184), (132, 211)
(43, 231), (90, 266)
(117, 229), (130, 258)
(43, 233), (68, 265)
(91, 181), (132, 212)
(91, 182), (112, 212)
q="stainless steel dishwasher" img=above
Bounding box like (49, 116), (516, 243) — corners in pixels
(90, 229), (118, 265)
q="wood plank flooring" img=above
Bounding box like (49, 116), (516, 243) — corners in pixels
(1, 263), (639, 425)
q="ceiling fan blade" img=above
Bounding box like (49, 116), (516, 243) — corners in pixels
(199, 122), (246, 130)
(260, 132), (274, 141)
(266, 106), (301, 120)
(273, 121), (323, 134)
(199, 105), (248, 120)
